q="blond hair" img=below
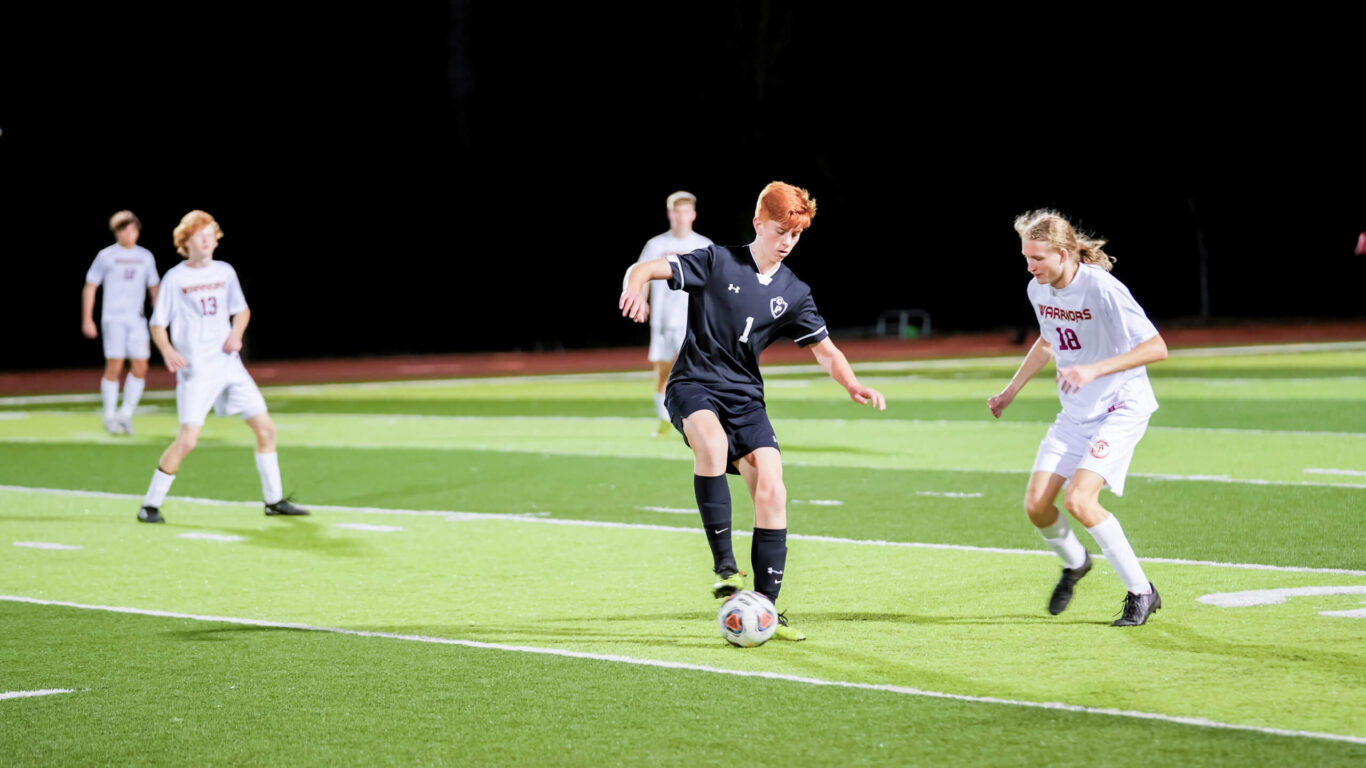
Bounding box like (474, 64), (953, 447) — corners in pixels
(109, 210), (141, 232)
(172, 210), (224, 257)
(1013, 209), (1114, 271)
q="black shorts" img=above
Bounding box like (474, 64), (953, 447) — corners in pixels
(666, 380), (780, 475)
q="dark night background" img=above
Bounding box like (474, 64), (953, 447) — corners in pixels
(2, 5), (1362, 371)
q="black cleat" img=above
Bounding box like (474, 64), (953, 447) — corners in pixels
(265, 496), (309, 516)
(1112, 582), (1161, 626)
(137, 506), (164, 524)
(1048, 552), (1093, 615)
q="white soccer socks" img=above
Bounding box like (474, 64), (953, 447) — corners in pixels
(101, 378), (120, 420)
(1038, 510), (1089, 571)
(654, 392), (669, 422)
(144, 469), (175, 508)
(1086, 515), (1152, 595)
(255, 452), (283, 505)
(119, 375), (146, 417)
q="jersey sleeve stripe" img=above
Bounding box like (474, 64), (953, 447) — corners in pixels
(665, 254), (683, 290)
(793, 325), (827, 343)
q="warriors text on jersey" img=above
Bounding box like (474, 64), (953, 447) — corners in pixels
(86, 244), (159, 320)
(666, 244), (828, 402)
(638, 230), (713, 330)
(149, 261), (249, 373)
(1028, 264), (1159, 421)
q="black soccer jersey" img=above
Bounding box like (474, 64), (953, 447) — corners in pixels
(666, 244), (829, 402)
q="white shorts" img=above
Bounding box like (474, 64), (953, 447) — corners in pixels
(1031, 406), (1151, 496)
(648, 326), (686, 363)
(101, 317), (151, 360)
(175, 358), (268, 426)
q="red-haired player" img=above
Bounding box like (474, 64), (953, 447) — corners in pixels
(137, 211), (308, 524)
(620, 182), (886, 640)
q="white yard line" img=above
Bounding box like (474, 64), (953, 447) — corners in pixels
(1305, 468), (1366, 477)
(335, 523), (404, 533)
(0, 688), (77, 702)
(635, 506), (696, 515)
(5, 485), (1364, 577)
(1, 594), (1362, 746)
(175, 533), (245, 543)
(13, 541), (83, 551)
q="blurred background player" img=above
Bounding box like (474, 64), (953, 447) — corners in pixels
(82, 210), (159, 435)
(988, 209), (1167, 627)
(636, 191), (712, 436)
(620, 181), (886, 640)
(137, 210), (307, 523)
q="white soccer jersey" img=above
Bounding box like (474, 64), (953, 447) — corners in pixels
(85, 244), (159, 320)
(638, 231), (712, 329)
(150, 261), (249, 373)
(1027, 264), (1160, 422)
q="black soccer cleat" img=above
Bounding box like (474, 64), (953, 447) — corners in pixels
(1048, 552), (1093, 615)
(137, 506), (164, 524)
(1112, 582), (1161, 626)
(265, 496), (309, 516)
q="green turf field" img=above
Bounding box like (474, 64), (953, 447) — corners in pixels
(2, 343), (1364, 766)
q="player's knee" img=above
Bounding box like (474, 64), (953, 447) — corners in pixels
(177, 432), (199, 454)
(754, 479), (786, 513)
(1024, 496), (1055, 525)
(1062, 487), (1098, 518)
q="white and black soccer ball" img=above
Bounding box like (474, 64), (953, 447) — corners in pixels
(717, 590), (778, 647)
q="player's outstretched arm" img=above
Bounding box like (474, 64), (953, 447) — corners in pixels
(619, 259), (673, 323)
(150, 325), (187, 373)
(224, 309), (251, 354)
(1057, 333), (1167, 395)
(988, 336), (1053, 418)
(81, 283), (98, 338)
(810, 337), (886, 411)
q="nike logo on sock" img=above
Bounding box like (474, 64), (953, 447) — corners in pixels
(713, 528), (728, 534)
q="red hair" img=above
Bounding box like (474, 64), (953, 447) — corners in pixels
(173, 210), (224, 257)
(754, 181), (816, 230)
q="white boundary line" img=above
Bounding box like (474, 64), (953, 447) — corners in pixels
(0, 688), (77, 702)
(2, 594), (1362, 746)
(5, 484), (1365, 577)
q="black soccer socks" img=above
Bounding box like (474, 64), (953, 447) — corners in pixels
(694, 474), (737, 575)
(752, 527), (788, 602)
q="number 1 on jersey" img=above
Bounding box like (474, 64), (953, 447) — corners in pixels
(739, 316), (754, 344)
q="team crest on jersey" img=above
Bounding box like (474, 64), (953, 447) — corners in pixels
(770, 297), (788, 319)
(1090, 439), (1110, 459)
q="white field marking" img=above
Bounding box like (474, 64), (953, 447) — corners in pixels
(1305, 468), (1366, 477)
(0, 412), (30, 420)
(1, 596), (1363, 746)
(335, 523), (404, 533)
(1197, 586), (1366, 608)
(13, 541), (82, 550)
(793, 499), (844, 506)
(635, 506), (696, 515)
(915, 492), (984, 499)
(0, 688), (77, 701)
(6, 484), (1366, 577)
(175, 533), (245, 543)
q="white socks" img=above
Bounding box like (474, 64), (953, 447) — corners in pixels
(144, 469), (175, 508)
(255, 452), (283, 505)
(119, 375), (146, 417)
(101, 378), (119, 420)
(1086, 515), (1152, 595)
(1037, 510), (1088, 570)
(654, 392), (669, 422)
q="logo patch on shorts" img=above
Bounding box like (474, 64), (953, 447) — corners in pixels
(770, 296), (788, 319)
(1090, 439), (1110, 459)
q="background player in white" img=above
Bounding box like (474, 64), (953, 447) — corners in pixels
(636, 191), (712, 436)
(137, 210), (307, 523)
(988, 209), (1167, 626)
(82, 210), (159, 435)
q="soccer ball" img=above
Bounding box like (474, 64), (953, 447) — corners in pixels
(717, 590), (778, 647)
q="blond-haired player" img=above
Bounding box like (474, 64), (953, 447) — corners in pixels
(620, 181), (886, 640)
(636, 191), (712, 436)
(82, 211), (159, 435)
(988, 210), (1166, 626)
(137, 211), (307, 523)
